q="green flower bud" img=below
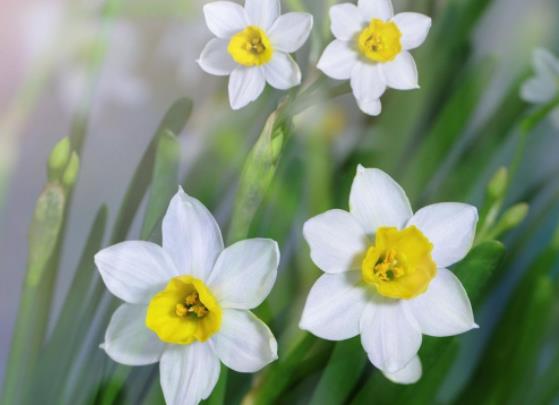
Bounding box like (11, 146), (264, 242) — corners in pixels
(62, 152), (80, 189)
(499, 203), (529, 231)
(47, 138), (71, 181)
(487, 167), (508, 200)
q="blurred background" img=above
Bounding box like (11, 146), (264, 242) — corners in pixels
(1, 0), (558, 403)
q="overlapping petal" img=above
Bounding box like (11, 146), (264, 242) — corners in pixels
(162, 188), (224, 280)
(317, 40), (359, 80)
(203, 2), (247, 39)
(330, 3), (366, 40)
(245, 0), (280, 30)
(95, 241), (178, 304)
(268, 12), (313, 53)
(407, 203), (478, 268)
(208, 238), (279, 309)
(160, 343), (221, 405)
(197, 38), (236, 76)
(212, 309), (278, 372)
(300, 271), (369, 340)
(382, 355), (422, 384)
(303, 209), (369, 274)
(263, 52), (302, 90)
(102, 304), (165, 366)
(381, 51), (419, 90)
(358, 0), (394, 20)
(392, 13), (432, 50)
(351, 61), (387, 103)
(349, 166), (413, 233)
(360, 301), (422, 373)
(357, 97), (382, 116)
(228, 67), (267, 110)
(407, 268), (476, 336)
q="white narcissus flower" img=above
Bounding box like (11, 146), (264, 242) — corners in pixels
(317, 0), (431, 116)
(300, 166), (478, 384)
(520, 48), (559, 128)
(197, 0), (313, 110)
(95, 188), (280, 405)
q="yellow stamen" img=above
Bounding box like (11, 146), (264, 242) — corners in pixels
(361, 226), (436, 299)
(146, 276), (222, 344)
(228, 26), (273, 66)
(357, 19), (402, 63)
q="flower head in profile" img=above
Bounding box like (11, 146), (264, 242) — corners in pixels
(317, 0), (431, 116)
(300, 166), (478, 383)
(520, 48), (559, 128)
(198, 0), (313, 110)
(95, 188), (280, 405)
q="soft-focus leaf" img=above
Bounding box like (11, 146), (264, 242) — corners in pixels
(140, 130), (181, 239)
(110, 98), (192, 243)
(310, 338), (367, 405)
(1, 184), (66, 404)
(228, 107), (289, 244)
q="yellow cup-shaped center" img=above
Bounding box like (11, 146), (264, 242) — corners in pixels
(146, 276), (222, 344)
(228, 26), (274, 66)
(361, 226), (436, 299)
(357, 19), (402, 63)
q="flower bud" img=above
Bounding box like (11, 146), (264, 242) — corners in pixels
(487, 167), (508, 200)
(47, 138), (71, 181)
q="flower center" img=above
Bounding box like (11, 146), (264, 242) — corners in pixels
(361, 226), (436, 299)
(146, 276), (222, 344)
(357, 19), (402, 63)
(175, 292), (209, 319)
(228, 26), (273, 66)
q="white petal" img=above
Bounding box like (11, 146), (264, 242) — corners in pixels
(381, 51), (419, 90)
(212, 309), (277, 372)
(382, 356), (422, 384)
(407, 268), (476, 337)
(391, 12), (432, 50)
(268, 12), (313, 53)
(198, 38), (237, 76)
(360, 301), (422, 373)
(228, 67), (266, 110)
(263, 53), (302, 90)
(520, 76), (556, 103)
(303, 209), (369, 274)
(160, 343), (221, 405)
(329, 3), (367, 41)
(95, 241), (178, 304)
(162, 188), (224, 280)
(207, 239), (280, 309)
(358, 0), (394, 20)
(300, 271), (369, 341)
(407, 203), (478, 268)
(356, 97), (382, 116)
(534, 48), (559, 78)
(349, 166), (413, 234)
(101, 304), (164, 366)
(317, 40), (359, 80)
(245, 0), (280, 30)
(203, 1), (247, 39)
(351, 61), (387, 102)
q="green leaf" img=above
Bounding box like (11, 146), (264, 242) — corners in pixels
(110, 97), (192, 244)
(1, 184), (66, 405)
(227, 107), (288, 244)
(140, 130), (181, 239)
(402, 59), (494, 201)
(25, 206), (108, 402)
(457, 244), (557, 404)
(310, 338), (367, 405)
